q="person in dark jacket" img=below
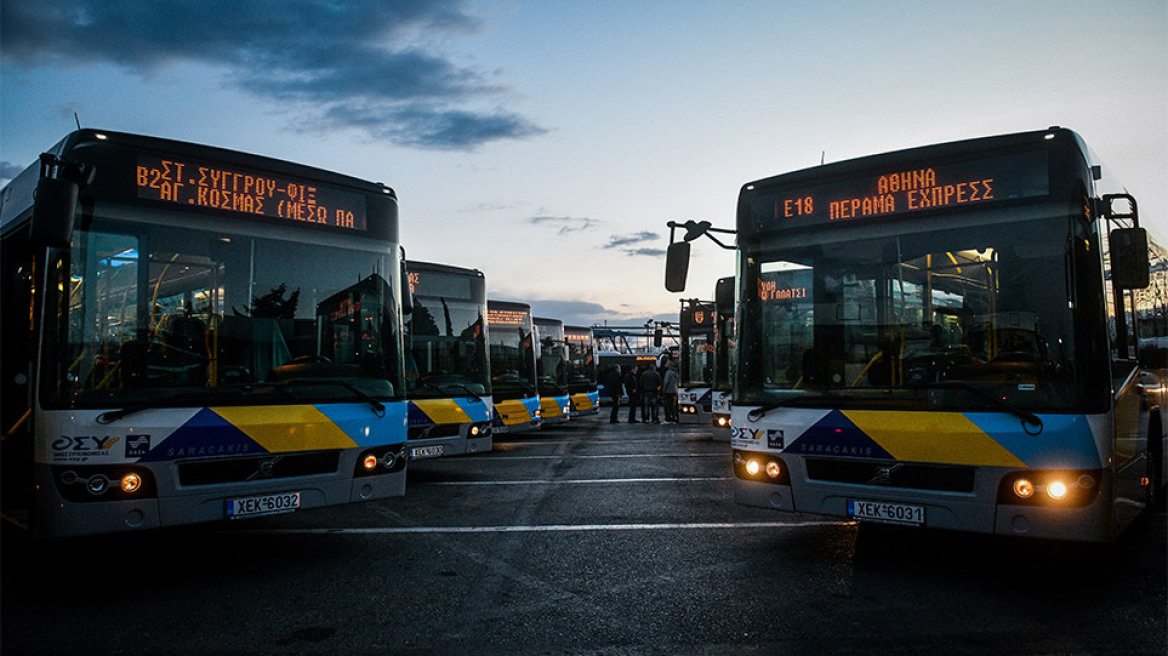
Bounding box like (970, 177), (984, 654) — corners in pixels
(624, 366), (641, 423)
(639, 364), (662, 423)
(604, 365), (623, 423)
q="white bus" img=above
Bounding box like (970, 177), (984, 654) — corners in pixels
(1, 130), (410, 537)
(669, 127), (1166, 541)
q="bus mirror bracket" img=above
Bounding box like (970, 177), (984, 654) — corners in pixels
(30, 153), (94, 249)
(665, 219), (736, 293)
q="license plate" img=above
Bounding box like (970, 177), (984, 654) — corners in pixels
(847, 499), (925, 526)
(227, 492), (300, 518)
(410, 445), (445, 459)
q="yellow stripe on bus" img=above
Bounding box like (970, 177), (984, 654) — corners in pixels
(413, 399), (473, 424)
(843, 410), (1026, 467)
(212, 405), (358, 452)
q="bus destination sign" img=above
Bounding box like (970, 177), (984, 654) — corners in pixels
(136, 154), (367, 231)
(752, 150), (1049, 230)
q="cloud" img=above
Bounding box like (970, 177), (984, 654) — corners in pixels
(602, 231), (664, 257)
(0, 0), (546, 150)
(0, 161), (24, 183)
(529, 215), (601, 235)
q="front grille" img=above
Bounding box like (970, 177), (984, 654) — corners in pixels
(179, 451), (341, 486)
(804, 458), (975, 493)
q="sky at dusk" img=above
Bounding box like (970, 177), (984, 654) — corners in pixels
(3, 0), (1165, 328)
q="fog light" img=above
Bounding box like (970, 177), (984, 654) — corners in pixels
(1013, 478), (1034, 499)
(87, 475), (110, 495)
(765, 461), (782, 479)
(746, 460), (760, 476)
(363, 454), (379, 471)
(1047, 480), (1068, 499)
(120, 473), (143, 494)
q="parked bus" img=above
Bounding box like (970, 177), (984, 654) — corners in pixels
(404, 261), (492, 458)
(534, 317), (572, 425)
(678, 299), (717, 425)
(1, 129), (409, 537)
(565, 325), (600, 416)
(668, 127), (1167, 541)
(711, 277), (735, 441)
(594, 323), (678, 405)
(486, 300), (542, 433)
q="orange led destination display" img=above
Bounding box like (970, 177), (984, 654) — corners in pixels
(136, 154), (367, 231)
(488, 308), (530, 327)
(753, 150), (1048, 230)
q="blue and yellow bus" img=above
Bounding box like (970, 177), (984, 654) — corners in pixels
(565, 325), (600, 416)
(670, 127), (1166, 541)
(534, 317), (572, 426)
(1, 129), (409, 537)
(404, 261), (492, 458)
(486, 300), (542, 433)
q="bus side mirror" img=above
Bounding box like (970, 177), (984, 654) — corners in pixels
(665, 242), (690, 292)
(1110, 227), (1149, 289)
(653, 328), (663, 347)
(715, 277), (734, 316)
(31, 176), (79, 249)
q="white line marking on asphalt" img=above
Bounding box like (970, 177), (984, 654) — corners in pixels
(248, 521), (854, 535)
(422, 477), (732, 486)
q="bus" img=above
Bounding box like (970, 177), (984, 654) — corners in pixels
(565, 325), (600, 416)
(486, 300), (542, 433)
(1, 129), (410, 538)
(678, 299), (717, 425)
(594, 322), (678, 405)
(711, 276), (735, 441)
(668, 127), (1167, 542)
(404, 261), (492, 458)
(533, 317), (572, 426)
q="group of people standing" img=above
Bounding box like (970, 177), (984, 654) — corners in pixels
(603, 360), (679, 424)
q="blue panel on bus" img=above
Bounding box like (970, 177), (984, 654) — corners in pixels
(137, 408), (265, 461)
(783, 410), (895, 459)
(965, 413), (1102, 469)
(316, 402), (408, 447)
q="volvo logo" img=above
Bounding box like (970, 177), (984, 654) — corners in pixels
(869, 463), (903, 486)
(248, 456), (284, 481)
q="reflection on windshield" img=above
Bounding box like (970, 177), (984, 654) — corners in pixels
(406, 296), (490, 398)
(52, 221), (402, 407)
(740, 216), (1096, 412)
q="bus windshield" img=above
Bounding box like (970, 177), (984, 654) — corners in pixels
(48, 215), (401, 408)
(739, 214), (1099, 412)
(407, 295), (490, 398)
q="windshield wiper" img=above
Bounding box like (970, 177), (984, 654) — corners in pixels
(418, 380), (482, 402)
(260, 378), (387, 417)
(96, 392), (199, 424)
(916, 381), (1042, 432)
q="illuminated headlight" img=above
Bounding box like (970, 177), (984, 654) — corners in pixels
(120, 473), (143, 494)
(470, 425), (480, 437)
(765, 461), (782, 479)
(1013, 478), (1035, 499)
(363, 454), (379, 471)
(745, 459), (761, 476)
(1047, 480), (1068, 499)
(715, 416), (730, 427)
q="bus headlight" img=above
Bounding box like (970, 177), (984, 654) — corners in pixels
(1013, 478), (1035, 499)
(363, 454), (379, 471)
(86, 475), (110, 495)
(765, 461), (782, 479)
(745, 459), (760, 476)
(999, 469), (1100, 507)
(120, 473), (143, 494)
(470, 424), (480, 437)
